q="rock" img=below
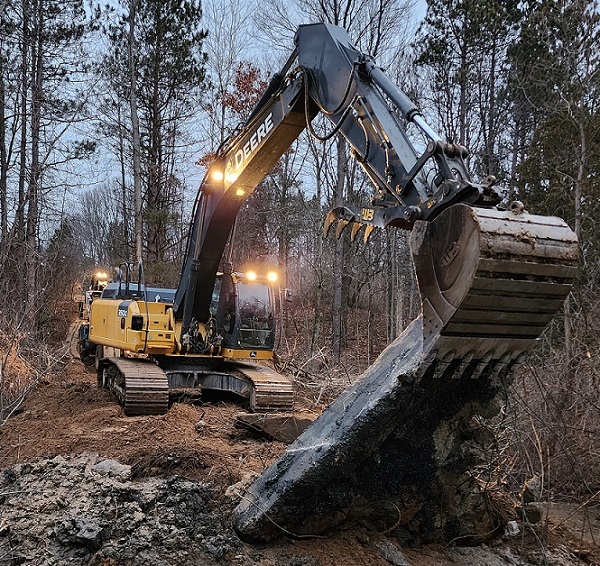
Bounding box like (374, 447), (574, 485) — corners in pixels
(225, 473), (256, 500)
(234, 318), (514, 543)
(92, 458), (131, 480)
(521, 475), (542, 504)
(195, 420), (207, 433)
(76, 520), (104, 551)
(520, 502), (545, 524)
(504, 520), (520, 538)
(375, 539), (411, 565)
(49, 455), (67, 467)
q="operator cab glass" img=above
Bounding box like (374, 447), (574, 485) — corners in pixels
(237, 280), (275, 349)
(216, 274), (276, 351)
(100, 283), (176, 303)
(209, 279), (222, 317)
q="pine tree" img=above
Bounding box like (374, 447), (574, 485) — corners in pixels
(101, 0), (207, 282)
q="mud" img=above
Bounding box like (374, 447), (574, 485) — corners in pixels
(0, 358), (597, 565)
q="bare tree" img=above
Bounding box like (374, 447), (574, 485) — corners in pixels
(201, 0), (255, 149)
(128, 0), (143, 262)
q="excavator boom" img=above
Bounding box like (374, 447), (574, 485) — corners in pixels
(173, 22), (499, 340)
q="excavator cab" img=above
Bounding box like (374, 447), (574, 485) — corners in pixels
(213, 270), (277, 355)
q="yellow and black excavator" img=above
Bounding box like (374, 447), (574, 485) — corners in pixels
(87, 23), (577, 424)
(88, 262), (291, 415)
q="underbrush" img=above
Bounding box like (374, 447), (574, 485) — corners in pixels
(0, 319), (70, 426)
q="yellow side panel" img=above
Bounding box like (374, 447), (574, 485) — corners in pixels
(222, 348), (273, 361)
(89, 299), (126, 347)
(89, 299), (175, 355)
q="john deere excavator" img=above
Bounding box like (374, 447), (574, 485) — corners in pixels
(88, 21), (578, 449)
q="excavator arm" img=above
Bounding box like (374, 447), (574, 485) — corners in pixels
(198, 24), (579, 542)
(173, 22), (500, 340)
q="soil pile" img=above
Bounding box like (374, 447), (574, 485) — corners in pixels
(0, 357), (598, 565)
(0, 453), (240, 565)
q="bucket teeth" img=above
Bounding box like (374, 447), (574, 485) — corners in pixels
(323, 210), (337, 238)
(491, 352), (513, 380)
(453, 351), (474, 380)
(433, 350), (455, 379)
(363, 225), (375, 244)
(335, 219), (350, 239)
(350, 222), (364, 242)
(471, 351), (493, 380)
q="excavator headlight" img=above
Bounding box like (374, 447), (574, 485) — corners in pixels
(246, 270), (257, 281)
(211, 170), (224, 182)
(267, 271), (278, 283)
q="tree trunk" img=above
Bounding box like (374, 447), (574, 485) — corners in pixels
(459, 41), (468, 146)
(17, 0), (28, 248)
(564, 118), (587, 374)
(128, 0), (143, 262)
(574, 120), (585, 241)
(485, 37), (497, 176)
(0, 49), (7, 240)
(146, 56), (162, 262)
(309, 140), (326, 361)
(25, 0), (43, 321)
(332, 138), (346, 365)
(508, 115), (520, 202)
(117, 101), (129, 256)
(386, 230), (397, 343)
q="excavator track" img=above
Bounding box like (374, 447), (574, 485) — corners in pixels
(159, 357), (294, 412)
(233, 363), (295, 412)
(97, 357), (169, 416)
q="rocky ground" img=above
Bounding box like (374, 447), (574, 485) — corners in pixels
(0, 356), (598, 565)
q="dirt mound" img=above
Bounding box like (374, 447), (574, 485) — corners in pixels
(0, 453), (239, 565)
(0, 359), (287, 484)
(0, 358), (598, 565)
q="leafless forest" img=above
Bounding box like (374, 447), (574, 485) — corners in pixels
(0, 0), (598, 505)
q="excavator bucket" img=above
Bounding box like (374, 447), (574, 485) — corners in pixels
(234, 204), (578, 542)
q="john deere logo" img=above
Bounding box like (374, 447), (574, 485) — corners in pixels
(226, 113), (274, 177)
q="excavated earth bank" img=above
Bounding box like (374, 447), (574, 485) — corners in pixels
(0, 358), (598, 565)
